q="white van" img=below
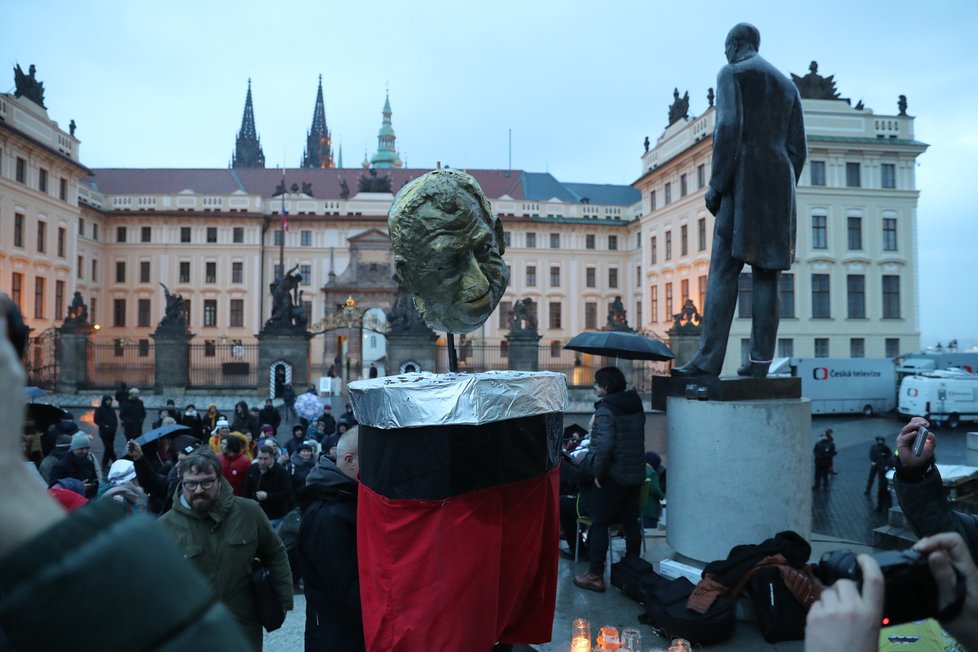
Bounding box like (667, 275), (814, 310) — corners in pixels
(898, 369), (978, 428)
(775, 357), (897, 415)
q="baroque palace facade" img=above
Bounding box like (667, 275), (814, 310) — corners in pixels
(0, 64), (925, 381)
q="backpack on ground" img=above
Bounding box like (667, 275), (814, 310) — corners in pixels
(639, 576), (737, 646)
(610, 556), (668, 604)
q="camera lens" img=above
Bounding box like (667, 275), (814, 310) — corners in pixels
(816, 549), (860, 585)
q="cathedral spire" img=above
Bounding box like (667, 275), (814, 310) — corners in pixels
(369, 90), (403, 169)
(231, 79), (265, 168)
(301, 75), (334, 168)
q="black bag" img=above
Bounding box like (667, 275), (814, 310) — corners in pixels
(746, 566), (808, 643)
(251, 560), (286, 632)
(639, 577), (736, 646)
(610, 556), (667, 604)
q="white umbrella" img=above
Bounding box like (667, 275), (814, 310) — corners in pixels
(293, 392), (324, 421)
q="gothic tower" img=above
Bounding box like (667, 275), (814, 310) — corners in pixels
(370, 92), (403, 169)
(301, 75), (334, 168)
(231, 79), (265, 168)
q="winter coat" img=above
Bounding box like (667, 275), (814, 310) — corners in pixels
(220, 452), (251, 496)
(0, 499), (253, 652)
(159, 478), (293, 650)
(299, 456), (364, 651)
(578, 389), (646, 486)
(119, 397), (146, 429)
(244, 462), (293, 521)
(813, 439), (836, 469)
(50, 452), (99, 498)
(258, 405), (281, 434)
(93, 399), (118, 439)
(894, 459), (978, 561)
(642, 466), (666, 522)
(231, 402), (260, 439)
(286, 452), (317, 494)
(133, 454), (181, 514)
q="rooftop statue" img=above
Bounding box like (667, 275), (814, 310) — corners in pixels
(790, 61), (841, 100)
(668, 88), (690, 125)
(359, 168), (392, 193)
(673, 23), (807, 379)
(13, 64), (45, 109)
(388, 168), (509, 334)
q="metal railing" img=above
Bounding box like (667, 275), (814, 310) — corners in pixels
(187, 339), (259, 389)
(88, 338), (155, 389)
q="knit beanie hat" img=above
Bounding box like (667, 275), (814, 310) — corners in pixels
(69, 432), (91, 451)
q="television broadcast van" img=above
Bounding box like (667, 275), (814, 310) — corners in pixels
(772, 357), (897, 415)
(898, 368), (978, 428)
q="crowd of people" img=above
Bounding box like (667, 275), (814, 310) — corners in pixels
(4, 286), (978, 651)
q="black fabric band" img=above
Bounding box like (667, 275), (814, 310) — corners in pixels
(359, 412), (562, 500)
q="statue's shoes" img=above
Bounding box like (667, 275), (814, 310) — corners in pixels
(670, 362), (716, 377)
(736, 362), (769, 378)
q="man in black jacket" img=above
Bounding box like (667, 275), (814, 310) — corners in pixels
(119, 387), (146, 440)
(299, 428), (365, 651)
(93, 394), (118, 473)
(573, 367), (646, 593)
(245, 445), (293, 526)
(894, 417), (978, 561)
(258, 398), (282, 436)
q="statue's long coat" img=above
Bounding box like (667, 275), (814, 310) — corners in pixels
(710, 52), (807, 270)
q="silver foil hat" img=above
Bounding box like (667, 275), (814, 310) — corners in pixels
(348, 370), (568, 430)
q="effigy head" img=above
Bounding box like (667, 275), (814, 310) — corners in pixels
(388, 168), (509, 333)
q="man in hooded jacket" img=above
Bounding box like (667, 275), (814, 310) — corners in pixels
(298, 428), (364, 651)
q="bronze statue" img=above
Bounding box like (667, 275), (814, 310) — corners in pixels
(387, 281), (434, 335)
(359, 168), (392, 193)
(388, 168), (509, 334)
(62, 292), (89, 329)
(790, 61), (844, 101)
(158, 283), (187, 331)
(69, 120), (76, 137)
(673, 23), (807, 379)
(339, 178), (350, 199)
(13, 64), (45, 108)
(644, 136), (650, 153)
(898, 95), (908, 116)
(672, 299), (702, 329)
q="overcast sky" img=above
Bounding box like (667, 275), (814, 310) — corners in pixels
(5, 0), (977, 349)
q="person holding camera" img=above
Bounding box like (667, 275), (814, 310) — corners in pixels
(893, 416), (978, 560)
(805, 531), (978, 651)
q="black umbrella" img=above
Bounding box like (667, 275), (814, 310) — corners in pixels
(26, 403), (72, 434)
(134, 424), (190, 446)
(564, 331), (674, 361)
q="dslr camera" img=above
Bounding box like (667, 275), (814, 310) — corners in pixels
(815, 548), (937, 626)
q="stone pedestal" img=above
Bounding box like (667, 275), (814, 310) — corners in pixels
(258, 331), (311, 398)
(666, 395), (812, 562)
(386, 331), (437, 374)
(56, 328), (92, 394)
(152, 331), (193, 395)
(506, 332), (542, 371)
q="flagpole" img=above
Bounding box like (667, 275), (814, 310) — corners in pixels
(279, 169), (286, 279)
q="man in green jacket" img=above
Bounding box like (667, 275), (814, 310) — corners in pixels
(160, 448), (294, 651)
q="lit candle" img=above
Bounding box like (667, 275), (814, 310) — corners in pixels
(571, 635), (591, 652)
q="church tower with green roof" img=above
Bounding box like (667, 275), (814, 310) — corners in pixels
(369, 92), (403, 169)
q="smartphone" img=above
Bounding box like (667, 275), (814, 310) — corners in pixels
(912, 426), (929, 457)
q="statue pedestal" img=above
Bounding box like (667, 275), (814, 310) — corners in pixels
(506, 332), (541, 371)
(666, 395), (812, 562)
(386, 331), (437, 375)
(258, 330), (311, 398)
(56, 328), (93, 394)
(152, 331), (193, 395)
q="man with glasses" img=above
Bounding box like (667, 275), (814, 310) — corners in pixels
(160, 448), (293, 650)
